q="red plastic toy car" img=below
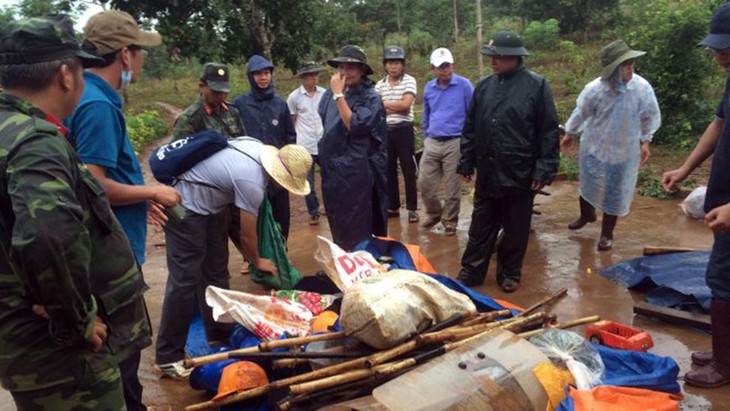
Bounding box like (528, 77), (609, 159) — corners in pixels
(585, 320), (654, 351)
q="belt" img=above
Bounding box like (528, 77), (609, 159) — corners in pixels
(431, 135), (460, 141)
(387, 121), (413, 131)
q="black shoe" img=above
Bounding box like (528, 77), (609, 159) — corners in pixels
(309, 213), (320, 225)
(387, 209), (400, 218)
(457, 274), (484, 288)
(500, 278), (519, 293)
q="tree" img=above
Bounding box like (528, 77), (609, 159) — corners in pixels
(113, 0), (317, 71)
(14, 0), (87, 19)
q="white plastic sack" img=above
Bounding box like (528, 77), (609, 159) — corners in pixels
(205, 286), (312, 341)
(340, 269), (477, 349)
(529, 329), (605, 390)
(314, 235), (386, 291)
(680, 186), (707, 219)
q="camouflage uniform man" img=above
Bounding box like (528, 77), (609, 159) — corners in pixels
(171, 62), (246, 141)
(0, 16), (151, 411)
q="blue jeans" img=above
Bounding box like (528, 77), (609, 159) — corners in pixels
(305, 155), (320, 216)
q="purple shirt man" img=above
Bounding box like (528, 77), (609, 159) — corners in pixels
(418, 48), (474, 236)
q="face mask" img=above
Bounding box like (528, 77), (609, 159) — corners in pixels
(121, 70), (133, 89)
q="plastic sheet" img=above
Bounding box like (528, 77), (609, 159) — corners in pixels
(598, 252), (711, 313)
(530, 329), (605, 390)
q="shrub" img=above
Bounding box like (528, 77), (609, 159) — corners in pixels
(522, 19), (562, 51)
(625, 0), (715, 145)
(127, 110), (169, 152)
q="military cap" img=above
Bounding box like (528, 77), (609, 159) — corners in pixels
(200, 62), (231, 93)
(0, 15), (103, 67)
(83, 10), (161, 56)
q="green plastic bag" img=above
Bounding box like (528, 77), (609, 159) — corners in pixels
(250, 197), (302, 289)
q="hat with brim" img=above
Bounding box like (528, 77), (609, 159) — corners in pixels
(600, 40), (645, 80)
(296, 62), (325, 76)
(699, 3), (730, 50)
(83, 10), (162, 56)
(201, 63), (232, 93)
(260, 144), (312, 196)
(0, 16), (104, 68)
(327, 45), (374, 75)
(481, 31), (529, 57)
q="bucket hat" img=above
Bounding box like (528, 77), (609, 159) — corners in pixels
(212, 361), (268, 400)
(481, 31), (529, 57)
(83, 10), (162, 56)
(327, 45), (374, 75)
(0, 15), (104, 68)
(296, 61), (324, 77)
(260, 144), (312, 196)
(699, 2), (730, 50)
(600, 40), (645, 80)
(200, 63), (231, 93)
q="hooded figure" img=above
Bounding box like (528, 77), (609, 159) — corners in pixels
(232, 55), (296, 238)
(318, 45), (389, 250)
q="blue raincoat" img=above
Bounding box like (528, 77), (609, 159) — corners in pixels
(318, 79), (388, 250)
(565, 73), (660, 216)
(232, 55), (296, 148)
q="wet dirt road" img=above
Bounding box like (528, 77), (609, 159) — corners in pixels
(2, 179), (727, 411)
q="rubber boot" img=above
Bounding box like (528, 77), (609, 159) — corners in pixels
(597, 214), (618, 251)
(692, 351), (712, 366)
(685, 299), (730, 388)
(568, 196), (597, 230)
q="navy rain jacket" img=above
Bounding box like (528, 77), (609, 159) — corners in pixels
(318, 78), (388, 250)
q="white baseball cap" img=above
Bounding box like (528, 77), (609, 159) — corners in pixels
(430, 47), (454, 67)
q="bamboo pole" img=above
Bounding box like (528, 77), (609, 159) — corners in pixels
(460, 309), (511, 327)
(258, 331), (346, 351)
(518, 315), (601, 339)
(183, 331), (346, 368)
(272, 358), (309, 370)
(517, 288), (568, 318)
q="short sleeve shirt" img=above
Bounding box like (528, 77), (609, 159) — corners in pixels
(175, 138), (267, 215)
(375, 73), (417, 125)
(287, 85), (325, 155)
(65, 72), (148, 265)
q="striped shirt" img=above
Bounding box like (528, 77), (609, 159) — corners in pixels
(375, 73), (417, 125)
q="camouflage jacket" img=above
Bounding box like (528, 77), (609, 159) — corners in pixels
(0, 93), (151, 391)
(171, 97), (246, 142)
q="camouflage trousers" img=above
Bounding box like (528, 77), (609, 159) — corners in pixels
(10, 364), (125, 411)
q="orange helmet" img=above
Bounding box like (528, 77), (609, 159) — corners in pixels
(311, 310), (339, 333)
(212, 361), (268, 400)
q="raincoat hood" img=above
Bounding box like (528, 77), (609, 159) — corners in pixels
(247, 54), (275, 101)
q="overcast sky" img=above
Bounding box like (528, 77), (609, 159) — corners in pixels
(0, 0), (105, 30)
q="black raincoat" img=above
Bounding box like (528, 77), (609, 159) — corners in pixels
(457, 62), (559, 197)
(318, 80), (388, 250)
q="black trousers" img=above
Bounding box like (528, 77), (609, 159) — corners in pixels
(459, 187), (535, 285)
(268, 184), (291, 240)
(387, 124), (418, 211)
(119, 350), (145, 411)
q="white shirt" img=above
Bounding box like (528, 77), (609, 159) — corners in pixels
(176, 137), (267, 215)
(287, 85), (326, 155)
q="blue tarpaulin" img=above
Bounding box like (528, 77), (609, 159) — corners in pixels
(598, 251), (711, 313)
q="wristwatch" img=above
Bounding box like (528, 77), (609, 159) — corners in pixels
(333, 93), (345, 101)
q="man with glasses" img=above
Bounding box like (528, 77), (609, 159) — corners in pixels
(65, 10), (181, 409)
(662, 2), (730, 389)
(456, 31), (559, 293)
(420, 47), (473, 236)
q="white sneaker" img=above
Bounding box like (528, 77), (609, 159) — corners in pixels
(157, 361), (192, 379)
